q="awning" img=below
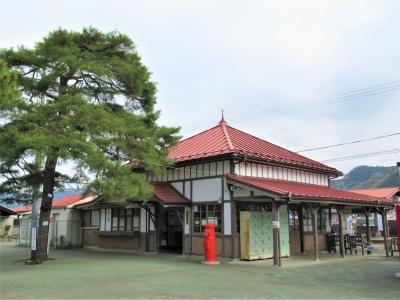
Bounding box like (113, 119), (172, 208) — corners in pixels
(151, 182), (190, 206)
(73, 183), (190, 209)
(226, 174), (394, 206)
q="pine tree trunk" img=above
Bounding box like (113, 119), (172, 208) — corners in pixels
(33, 152), (58, 261)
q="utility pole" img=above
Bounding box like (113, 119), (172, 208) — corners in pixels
(26, 197), (41, 264)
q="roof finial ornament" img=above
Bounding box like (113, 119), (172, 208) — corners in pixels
(218, 109), (227, 126)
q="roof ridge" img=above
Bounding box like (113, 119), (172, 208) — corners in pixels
(220, 122), (234, 151)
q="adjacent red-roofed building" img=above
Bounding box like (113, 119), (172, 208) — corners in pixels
(350, 187), (400, 201)
(12, 194), (85, 247)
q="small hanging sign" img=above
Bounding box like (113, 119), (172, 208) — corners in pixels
(272, 221), (280, 229)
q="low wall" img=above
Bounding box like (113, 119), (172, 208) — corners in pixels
(82, 228), (156, 251)
(290, 229), (328, 254)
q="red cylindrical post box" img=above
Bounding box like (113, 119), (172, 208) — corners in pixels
(202, 223), (219, 264)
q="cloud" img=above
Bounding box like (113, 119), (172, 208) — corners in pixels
(1, 0), (399, 175)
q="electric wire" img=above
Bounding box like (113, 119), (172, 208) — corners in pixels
(320, 148), (400, 163)
(296, 132), (400, 153)
(3, 113), (399, 179)
(182, 81), (400, 129)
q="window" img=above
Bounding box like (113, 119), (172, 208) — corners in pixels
(133, 209), (140, 230)
(303, 208), (331, 232)
(13, 218), (20, 226)
(193, 204), (222, 233)
(303, 208), (313, 232)
(82, 210), (100, 227)
(126, 209), (133, 231)
(289, 209), (299, 231)
(119, 208), (125, 231)
(108, 207), (140, 232)
(319, 208), (331, 232)
(91, 210), (100, 226)
(83, 211), (91, 226)
(112, 208), (119, 231)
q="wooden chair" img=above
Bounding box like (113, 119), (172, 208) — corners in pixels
(344, 234), (364, 255)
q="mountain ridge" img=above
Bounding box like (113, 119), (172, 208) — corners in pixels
(331, 165), (399, 190)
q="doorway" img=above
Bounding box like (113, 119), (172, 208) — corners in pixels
(158, 207), (183, 253)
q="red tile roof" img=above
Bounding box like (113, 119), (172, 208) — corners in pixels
(168, 118), (340, 175)
(52, 195), (83, 208)
(350, 187), (400, 200)
(13, 205), (32, 213)
(151, 182), (190, 205)
(13, 194), (83, 213)
(226, 174), (394, 205)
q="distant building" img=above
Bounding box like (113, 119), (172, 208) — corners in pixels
(350, 187), (400, 236)
(13, 194), (94, 248)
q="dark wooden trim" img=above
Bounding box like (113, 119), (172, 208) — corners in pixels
(311, 204), (320, 261)
(378, 207), (389, 257)
(335, 205), (345, 258)
(298, 205), (305, 253)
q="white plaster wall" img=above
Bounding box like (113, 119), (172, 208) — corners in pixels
(184, 181), (191, 199)
(140, 207), (147, 232)
(223, 202), (232, 235)
(184, 207), (190, 234)
(192, 178), (222, 202)
(234, 162), (329, 186)
(233, 188), (251, 198)
(171, 181), (183, 194)
(105, 208), (112, 231)
(223, 179), (231, 201)
(100, 208), (106, 231)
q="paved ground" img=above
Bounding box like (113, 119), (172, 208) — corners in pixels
(0, 243), (399, 299)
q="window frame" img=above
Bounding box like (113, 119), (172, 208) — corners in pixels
(193, 204), (222, 233)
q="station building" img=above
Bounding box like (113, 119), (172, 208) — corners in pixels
(76, 117), (397, 261)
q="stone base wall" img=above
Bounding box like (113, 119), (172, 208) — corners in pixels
(82, 228), (156, 251)
(83, 228), (328, 258)
(183, 234), (240, 258)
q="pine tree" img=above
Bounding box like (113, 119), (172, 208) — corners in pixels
(0, 28), (179, 261)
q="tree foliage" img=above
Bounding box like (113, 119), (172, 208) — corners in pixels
(0, 28), (180, 204)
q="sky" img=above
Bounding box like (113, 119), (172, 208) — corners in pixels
(1, 0), (399, 176)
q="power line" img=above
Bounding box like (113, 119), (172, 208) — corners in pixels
(230, 86), (400, 123)
(4, 113), (399, 178)
(182, 81), (400, 129)
(320, 148), (400, 163)
(296, 132), (400, 153)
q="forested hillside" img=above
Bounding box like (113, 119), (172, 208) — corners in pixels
(331, 165), (399, 190)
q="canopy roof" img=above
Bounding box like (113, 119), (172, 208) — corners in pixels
(168, 117), (341, 176)
(226, 174), (394, 206)
(151, 182), (190, 205)
(74, 183), (189, 209)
